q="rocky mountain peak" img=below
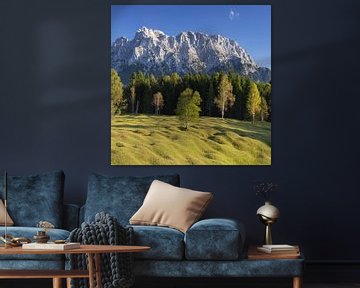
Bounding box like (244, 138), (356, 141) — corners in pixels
(135, 26), (166, 39)
(111, 27), (271, 83)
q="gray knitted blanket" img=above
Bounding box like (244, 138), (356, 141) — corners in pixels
(68, 212), (134, 288)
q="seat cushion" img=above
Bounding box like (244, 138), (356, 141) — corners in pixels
(185, 218), (245, 260)
(0, 171), (64, 227)
(134, 258), (304, 277)
(84, 174), (180, 225)
(0, 260), (65, 270)
(130, 225), (184, 260)
(0, 227), (70, 261)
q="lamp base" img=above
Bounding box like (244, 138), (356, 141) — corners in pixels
(265, 223), (272, 245)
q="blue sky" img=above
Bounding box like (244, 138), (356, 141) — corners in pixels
(111, 5), (271, 68)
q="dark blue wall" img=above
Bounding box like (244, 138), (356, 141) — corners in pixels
(1, 0), (359, 262)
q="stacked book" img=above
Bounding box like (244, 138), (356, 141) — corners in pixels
(248, 244), (300, 260)
(257, 244), (299, 254)
(22, 242), (80, 250)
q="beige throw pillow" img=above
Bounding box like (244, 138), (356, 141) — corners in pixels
(130, 180), (213, 233)
(0, 199), (14, 226)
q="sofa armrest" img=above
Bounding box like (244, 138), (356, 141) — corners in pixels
(184, 218), (245, 260)
(63, 204), (80, 231)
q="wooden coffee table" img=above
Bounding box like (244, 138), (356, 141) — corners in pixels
(0, 244), (150, 288)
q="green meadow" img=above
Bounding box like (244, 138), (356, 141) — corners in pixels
(111, 115), (271, 165)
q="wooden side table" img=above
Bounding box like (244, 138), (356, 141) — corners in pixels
(0, 244), (150, 288)
(247, 245), (303, 288)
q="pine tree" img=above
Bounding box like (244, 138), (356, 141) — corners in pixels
(259, 82), (271, 121)
(214, 74), (235, 119)
(152, 92), (164, 115)
(206, 80), (215, 116)
(246, 82), (261, 124)
(176, 88), (202, 130)
(142, 82), (153, 114)
(111, 69), (123, 115)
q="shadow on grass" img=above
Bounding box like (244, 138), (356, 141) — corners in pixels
(215, 127), (271, 146)
(112, 124), (151, 129)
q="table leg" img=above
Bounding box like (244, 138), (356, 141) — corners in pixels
(88, 253), (95, 288)
(52, 278), (62, 288)
(66, 277), (72, 288)
(293, 276), (302, 288)
(95, 253), (102, 288)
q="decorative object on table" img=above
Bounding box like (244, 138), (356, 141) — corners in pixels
(54, 239), (67, 244)
(0, 234), (31, 247)
(69, 212), (134, 288)
(37, 220), (55, 232)
(33, 220), (55, 243)
(33, 230), (50, 243)
(248, 245), (300, 260)
(254, 181), (280, 245)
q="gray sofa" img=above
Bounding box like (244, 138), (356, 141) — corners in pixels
(0, 171), (78, 270)
(80, 173), (304, 282)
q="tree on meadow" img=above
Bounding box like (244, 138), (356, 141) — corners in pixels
(214, 74), (235, 119)
(246, 82), (261, 124)
(259, 97), (269, 121)
(130, 85), (136, 113)
(152, 92), (164, 115)
(176, 88), (202, 130)
(111, 69), (123, 115)
(257, 82), (272, 121)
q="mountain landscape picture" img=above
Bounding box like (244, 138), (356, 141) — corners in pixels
(111, 5), (271, 165)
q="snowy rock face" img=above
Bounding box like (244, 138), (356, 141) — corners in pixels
(111, 27), (271, 83)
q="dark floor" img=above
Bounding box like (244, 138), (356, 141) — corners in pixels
(1, 280), (360, 288)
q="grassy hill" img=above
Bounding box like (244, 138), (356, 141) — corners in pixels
(111, 115), (271, 165)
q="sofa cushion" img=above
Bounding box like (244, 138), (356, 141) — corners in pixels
(84, 174), (180, 225)
(0, 260), (64, 270)
(0, 199), (14, 226)
(130, 180), (213, 233)
(0, 171), (64, 227)
(184, 218), (245, 260)
(130, 225), (184, 260)
(133, 258), (304, 277)
(0, 227), (70, 261)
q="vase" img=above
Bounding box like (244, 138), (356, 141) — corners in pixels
(256, 201), (280, 245)
(33, 230), (50, 243)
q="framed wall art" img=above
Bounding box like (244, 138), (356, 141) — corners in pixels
(111, 5), (271, 165)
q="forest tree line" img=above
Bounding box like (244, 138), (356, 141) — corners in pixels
(111, 69), (272, 123)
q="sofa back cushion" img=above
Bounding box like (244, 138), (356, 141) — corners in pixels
(0, 171), (64, 227)
(83, 173), (180, 225)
